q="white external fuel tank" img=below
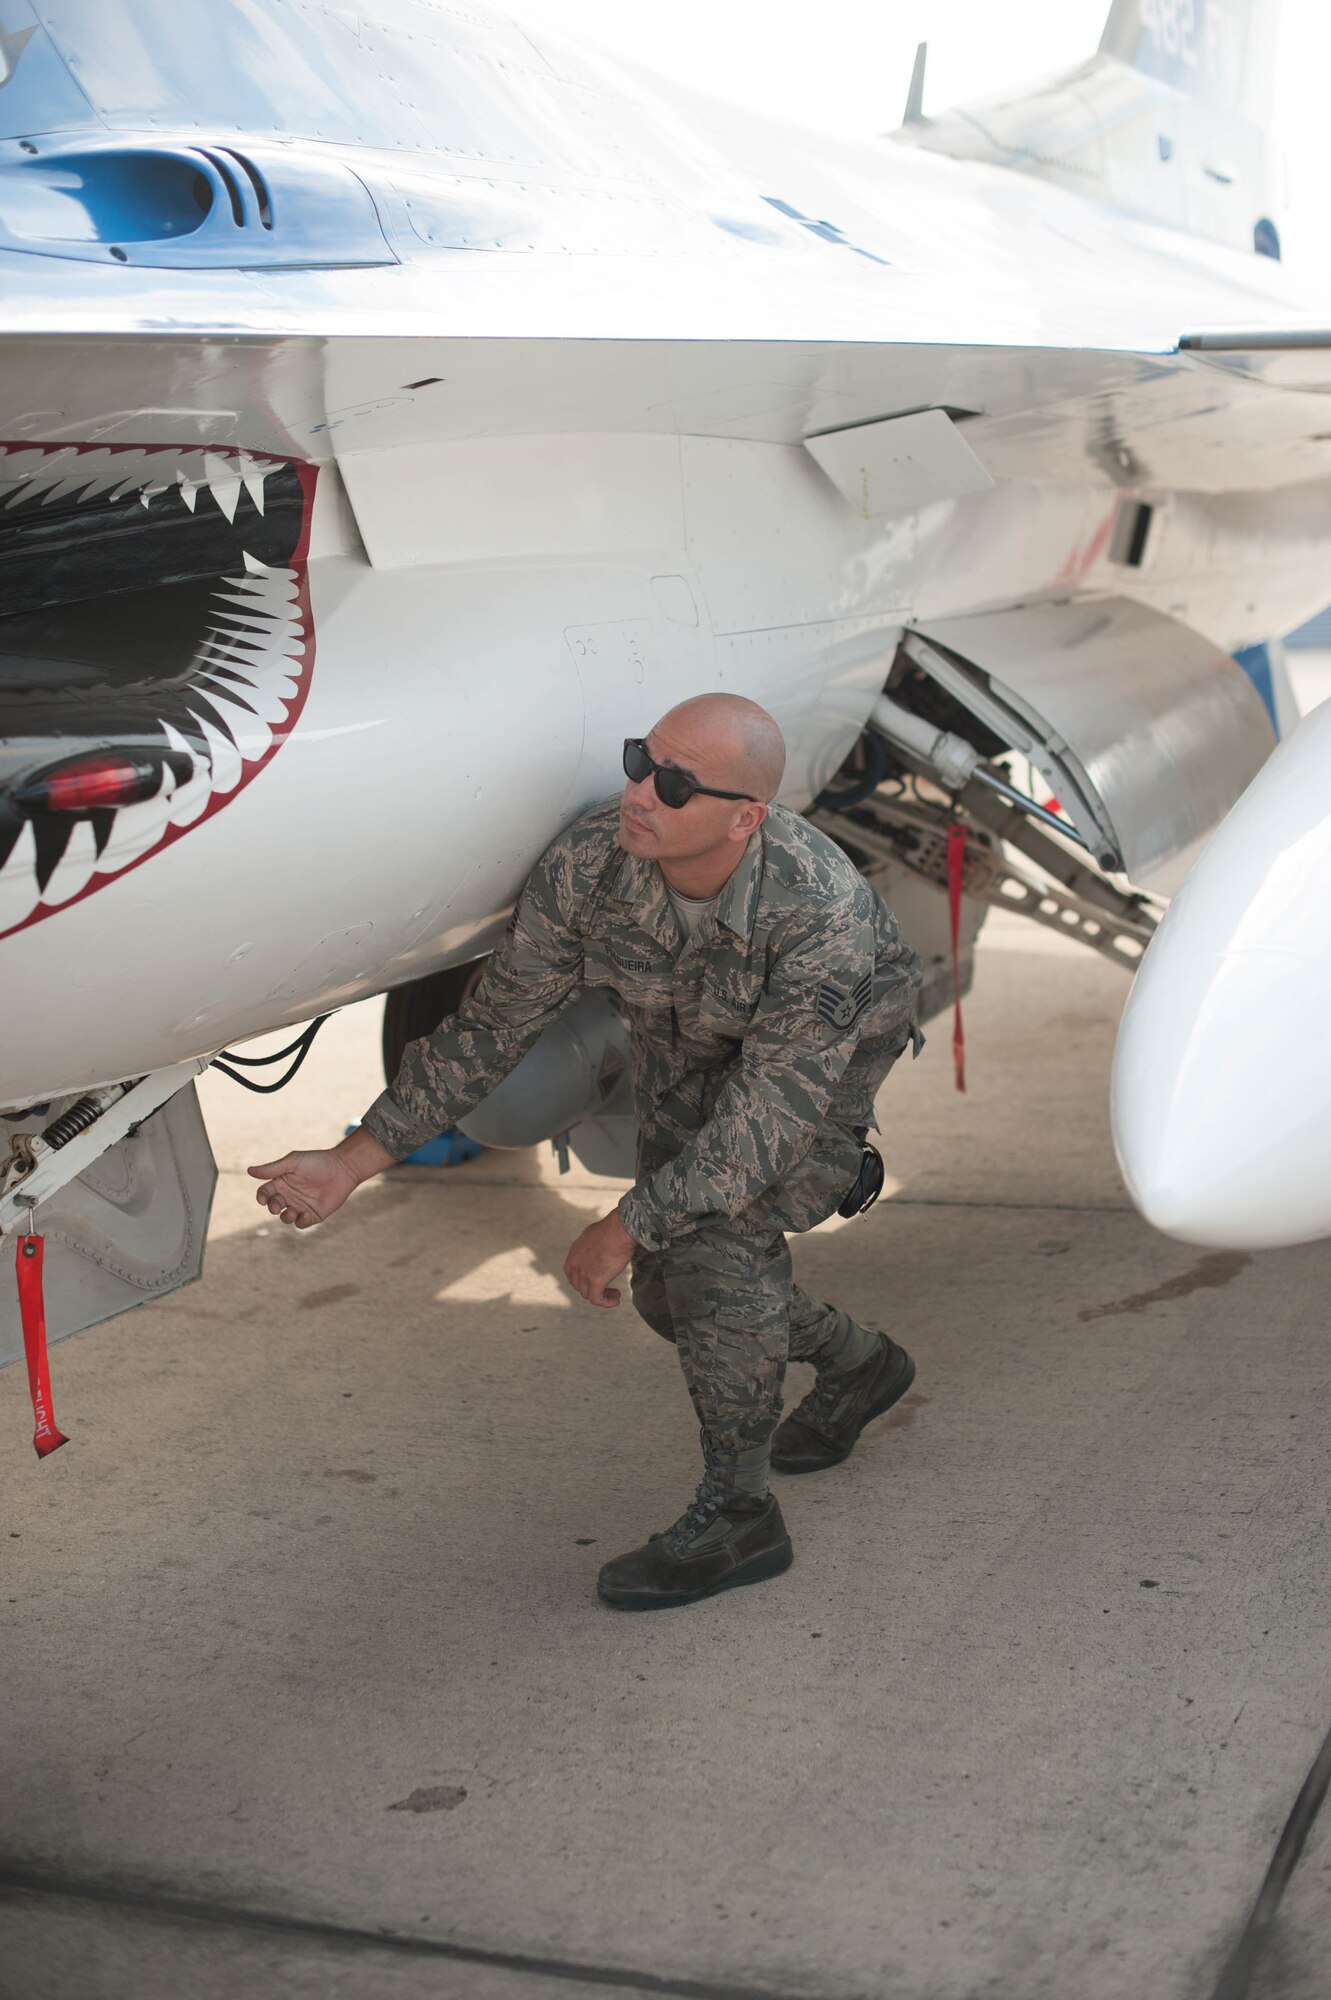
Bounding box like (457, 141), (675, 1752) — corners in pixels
(1112, 697), (1331, 1249)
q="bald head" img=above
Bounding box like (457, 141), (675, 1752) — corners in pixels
(618, 693), (785, 889)
(656, 694), (786, 803)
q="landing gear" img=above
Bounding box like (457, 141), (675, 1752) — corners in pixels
(0, 1064), (216, 1361)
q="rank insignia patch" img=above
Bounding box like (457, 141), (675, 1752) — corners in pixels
(816, 972), (873, 1030)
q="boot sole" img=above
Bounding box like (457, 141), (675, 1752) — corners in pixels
(771, 1352), (917, 1476)
(597, 1537), (793, 1612)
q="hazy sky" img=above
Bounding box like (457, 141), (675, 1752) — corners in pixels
(511, 0), (1331, 279)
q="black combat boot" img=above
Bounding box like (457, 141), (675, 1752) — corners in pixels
(596, 1476), (793, 1611)
(770, 1334), (915, 1474)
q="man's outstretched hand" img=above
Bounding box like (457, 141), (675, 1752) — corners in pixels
(564, 1208), (637, 1308)
(249, 1127), (396, 1228)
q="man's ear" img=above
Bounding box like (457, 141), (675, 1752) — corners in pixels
(732, 801), (768, 840)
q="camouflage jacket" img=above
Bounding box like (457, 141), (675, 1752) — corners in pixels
(362, 797), (923, 1251)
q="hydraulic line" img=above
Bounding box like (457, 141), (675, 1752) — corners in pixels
(813, 731), (892, 811)
(212, 1014), (332, 1094)
(864, 691), (1094, 852)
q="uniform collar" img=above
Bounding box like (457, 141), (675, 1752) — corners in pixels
(611, 826), (764, 946)
(715, 828), (763, 940)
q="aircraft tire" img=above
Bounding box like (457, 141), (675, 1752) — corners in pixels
(381, 958), (487, 1083)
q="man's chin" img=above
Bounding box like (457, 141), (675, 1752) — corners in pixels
(618, 814), (656, 854)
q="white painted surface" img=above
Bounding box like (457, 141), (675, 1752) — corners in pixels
(338, 434), (684, 569)
(804, 408), (996, 518)
(1113, 696), (1331, 1247)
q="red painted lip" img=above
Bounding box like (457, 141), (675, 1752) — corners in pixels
(0, 440), (318, 944)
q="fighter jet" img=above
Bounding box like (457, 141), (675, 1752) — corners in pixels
(2, 0), (1329, 1356)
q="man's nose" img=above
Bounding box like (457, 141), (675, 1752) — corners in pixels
(624, 772), (656, 811)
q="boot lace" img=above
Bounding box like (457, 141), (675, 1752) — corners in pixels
(656, 1474), (727, 1549)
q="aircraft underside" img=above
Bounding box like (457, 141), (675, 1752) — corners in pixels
(3, 0), (1331, 1349)
(0, 337), (1309, 1356)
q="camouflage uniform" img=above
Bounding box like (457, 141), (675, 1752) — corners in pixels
(362, 797), (923, 1486)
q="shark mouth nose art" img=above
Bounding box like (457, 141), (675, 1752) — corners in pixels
(0, 441), (317, 941)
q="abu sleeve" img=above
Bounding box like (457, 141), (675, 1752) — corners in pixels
(360, 841), (585, 1160)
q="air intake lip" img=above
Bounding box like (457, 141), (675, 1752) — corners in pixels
(0, 133), (393, 268)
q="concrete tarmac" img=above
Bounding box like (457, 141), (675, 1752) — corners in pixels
(3, 911), (1331, 2000)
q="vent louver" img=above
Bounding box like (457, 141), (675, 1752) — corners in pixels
(0, 135), (392, 268)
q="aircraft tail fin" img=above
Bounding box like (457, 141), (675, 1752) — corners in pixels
(895, 0), (1284, 260)
(1098, 0), (1278, 129)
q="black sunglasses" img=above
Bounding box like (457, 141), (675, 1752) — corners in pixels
(623, 738), (753, 810)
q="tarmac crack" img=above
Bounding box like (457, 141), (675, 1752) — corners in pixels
(1207, 1711), (1331, 2000)
(0, 1860), (849, 2000)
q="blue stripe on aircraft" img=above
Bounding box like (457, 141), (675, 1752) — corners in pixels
(1233, 643), (1280, 734)
(761, 197), (889, 265)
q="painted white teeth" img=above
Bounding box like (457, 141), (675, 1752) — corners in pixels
(0, 444), (287, 517)
(233, 453), (270, 516)
(169, 774), (212, 828)
(199, 647), (291, 729)
(162, 722), (211, 828)
(0, 444), (303, 937)
(102, 790), (177, 870)
(0, 822), (38, 933)
(204, 692), (273, 758)
(37, 449), (121, 507)
(40, 818), (100, 907)
(0, 446), (76, 508)
(203, 455), (242, 524)
(198, 717), (244, 795)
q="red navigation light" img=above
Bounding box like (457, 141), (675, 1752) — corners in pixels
(16, 753), (161, 814)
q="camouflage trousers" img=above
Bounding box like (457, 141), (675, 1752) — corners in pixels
(629, 1116), (874, 1486)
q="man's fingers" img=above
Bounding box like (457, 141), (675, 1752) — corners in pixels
(563, 1251), (624, 1306)
(581, 1279), (620, 1309)
(248, 1155), (296, 1179)
(256, 1182), (317, 1227)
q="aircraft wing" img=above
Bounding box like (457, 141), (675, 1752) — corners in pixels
(6, 321), (1331, 515)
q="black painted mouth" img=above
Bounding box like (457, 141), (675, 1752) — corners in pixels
(0, 442), (316, 940)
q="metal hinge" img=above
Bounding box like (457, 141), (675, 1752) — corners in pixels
(0, 1059), (212, 1234)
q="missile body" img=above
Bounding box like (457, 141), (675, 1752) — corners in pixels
(1112, 698), (1331, 1250)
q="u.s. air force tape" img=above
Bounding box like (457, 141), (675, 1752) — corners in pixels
(816, 972), (873, 1031)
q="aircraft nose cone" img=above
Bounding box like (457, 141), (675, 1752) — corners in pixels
(1112, 700), (1331, 1251)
